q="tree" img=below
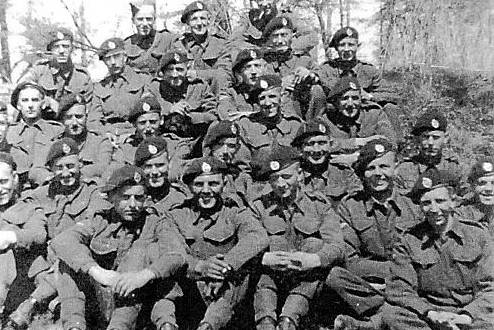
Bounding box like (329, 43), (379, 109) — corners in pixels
(0, 0), (11, 82)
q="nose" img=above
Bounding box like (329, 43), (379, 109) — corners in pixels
(129, 196), (137, 208)
(202, 183), (211, 193)
(151, 165), (159, 175)
(61, 166), (70, 177)
(429, 201), (441, 213)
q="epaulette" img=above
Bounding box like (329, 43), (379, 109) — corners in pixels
(357, 60), (375, 67)
(457, 217), (486, 231)
(361, 100), (382, 111)
(340, 189), (366, 203)
(74, 64), (90, 74)
(304, 189), (328, 203)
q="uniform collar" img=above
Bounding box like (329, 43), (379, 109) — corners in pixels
(363, 189), (401, 214)
(421, 213), (464, 245)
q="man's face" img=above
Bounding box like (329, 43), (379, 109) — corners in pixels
(269, 162), (301, 199)
(111, 184), (146, 222)
(337, 89), (361, 119)
(239, 59), (265, 87)
(143, 153), (169, 188)
(133, 5), (155, 36)
(0, 114), (9, 143)
(336, 37), (358, 61)
(52, 154), (81, 187)
(163, 63), (187, 88)
(258, 87), (282, 118)
(63, 105), (87, 137)
(211, 137), (239, 165)
(302, 135), (331, 165)
(268, 28), (293, 49)
(190, 173), (224, 210)
(163, 113), (189, 135)
(17, 87), (43, 121)
(0, 163), (17, 206)
(103, 52), (127, 76)
(475, 174), (494, 206)
(187, 10), (210, 36)
(420, 186), (455, 233)
(363, 151), (396, 194)
(136, 112), (162, 139)
(419, 130), (447, 158)
(50, 40), (73, 64)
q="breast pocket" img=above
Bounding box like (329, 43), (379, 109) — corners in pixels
(263, 216), (289, 251)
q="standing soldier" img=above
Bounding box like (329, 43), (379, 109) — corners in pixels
(327, 138), (420, 330)
(7, 82), (65, 189)
(382, 168), (494, 330)
(250, 145), (345, 330)
(124, 0), (176, 74)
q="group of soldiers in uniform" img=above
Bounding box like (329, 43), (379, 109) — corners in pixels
(0, 0), (492, 329)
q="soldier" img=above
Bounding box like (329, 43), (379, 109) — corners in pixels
(174, 1), (232, 94)
(124, 0), (176, 74)
(382, 168), (494, 330)
(150, 157), (268, 330)
(19, 27), (93, 115)
(7, 82), (65, 189)
(395, 110), (462, 194)
(5, 138), (110, 329)
(88, 38), (149, 141)
(250, 145), (345, 330)
(0, 153), (46, 318)
(237, 74), (302, 152)
(0, 102), (11, 152)
(326, 138), (420, 330)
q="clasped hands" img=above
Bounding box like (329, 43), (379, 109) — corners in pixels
(426, 311), (472, 330)
(88, 265), (156, 298)
(262, 251), (321, 272)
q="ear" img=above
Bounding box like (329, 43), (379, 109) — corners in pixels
(443, 132), (450, 144)
(12, 171), (19, 190)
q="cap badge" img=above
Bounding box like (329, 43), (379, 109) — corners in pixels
(134, 171), (142, 183)
(202, 162), (212, 173)
(231, 124), (237, 135)
(56, 31), (65, 40)
(75, 94), (83, 103)
(270, 161), (280, 171)
(174, 53), (181, 62)
(346, 28), (353, 36)
(108, 41), (116, 49)
(319, 124), (326, 133)
(431, 119), (440, 129)
(196, 2), (203, 9)
(250, 50), (257, 59)
(422, 177), (433, 189)
(483, 162), (493, 172)
(142, 102), (151, 111)
(260, 80), (268, 89)
(62, 143), (71, 154)
(281, 17), (288, 26)
(375, 144), (385, 153)
(148, 145), (158, 155)
(349, 82), (357, 90)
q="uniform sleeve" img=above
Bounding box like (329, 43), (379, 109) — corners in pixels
(375, 109), (397, 145)
(6, 203), (47, 249)
(81, 136), (113, 179)
(317, 205), (346, 268)
(217, 88), (238, 120)
(86, 98), (106, 135)
(197, 49), (233, 92)
(188, 84), (218, 125)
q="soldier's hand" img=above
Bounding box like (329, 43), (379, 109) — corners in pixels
(293, 67), (311, 85)
(170, 101), (190, 117)
(112, 269), (156, 297)
(0, 231), (17, 250)
(282, 75), (297, 92)
(291, 252), (322, 271)
(88, 266), (119, 287)
(262, 251), (301, 271)
(187, 69), (198, 82)
(330, 153), (359, 166)
(195, 254), (232, 280)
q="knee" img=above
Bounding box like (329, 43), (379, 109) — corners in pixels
(326, 266), (348, 289)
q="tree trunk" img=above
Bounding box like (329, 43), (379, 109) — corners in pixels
(79, 0), (88, 67)
(338, 0), (344, 28)
(0, 0), (11, 82)
(345, 0), (350, 26)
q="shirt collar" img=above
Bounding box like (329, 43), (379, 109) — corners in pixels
(364, 189), (401, 214)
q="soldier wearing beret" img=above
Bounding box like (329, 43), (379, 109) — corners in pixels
(0, 103), (11, 152)
(5, 138), (111, 329)
(395, 110), (462, 194)
(249, 144), (345, 330)
(145, 156), (268, 330)
(87, 37), (151, 142)
(237, 74), (302, 151)
(0, 153), (47, 322)
(124, 0), (176, 74)
(173, 1), (232, 95)
(325, 138), (420, 330)
(382, 168), (494, 330)
(19, 27), (93, 110)
(7, 82), (65, 190)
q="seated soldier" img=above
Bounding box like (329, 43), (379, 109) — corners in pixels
(0, 102), (11, 152)
(382, 168), (494, 330)
(150, 157), (268, 330)
(5, 138), (110, 329)
(124, 0), (176, 74)
(395, 110), (463, 194)
(50, 165), (161, 330)
(326, 138), (420, 330)
(237, 74), (301, 152)
(458, 157), (494, 236)
(173, 1), (232, 94)
(0, 153), (46, 318)
(250, 145), (345, 330)
(7, 82), (64, 189)
(87, 38), (150, 140)
(292, 118), (361, 202)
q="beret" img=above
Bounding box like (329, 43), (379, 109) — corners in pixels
(252, 144), (301, 180)
(292, 118), (330, 147)
(46, 137), (79, 167)
(183, 156), (228, 184)
(46, 27), (74, 51)
(328, 26), (359, 48)
(59, 93), (86, 114)
(353, 138), (394, 176)
(203, 121), (239, 149)
(134, 137), (168, 167)
(468, 157), (494, 183)
(0, 152), (16, 171)
(158, 51), (188, 71)
(181, 1), (208, 23)
(101, 165), (146, 193)
(232, 48), (263, 73)
(129, 0), (155, 17)
(251, 74), (282, 99)
(98, 38), (126, 60)
(327, 75), (361, 100)
(409, 168), (458, 203)
(411, 110), (447, 135)
(11, 82), (46, 107)
(262, 16), (294, 40)
(129, 95), (162, 122)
